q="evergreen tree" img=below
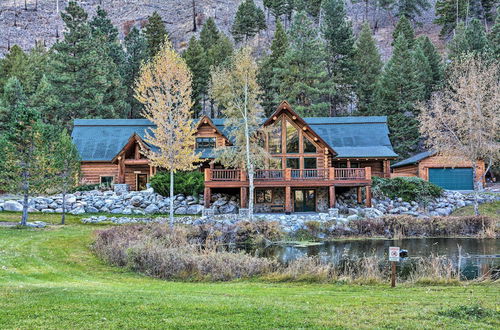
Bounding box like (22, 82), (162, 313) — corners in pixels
(0, 77), (26, 132)
(144, 11), (168, 57)
(416, 35), (443, 90)
(490, 12), (500, 59)
(231, 0), (266, 43)
(264, 0), (290, 20)
(207, 34), (234, 68)
(448, 19), (490, 60)
(294, 0), (323, 19)
(396, 0), (431, 19)
(374, 34), (424, 158)
(0, 78), (55, 226)
(392, 16), (415, 47)
(321, 0), (356, 115)
(30, 75), (59, 125)
(0, 45), (28, 96)
(258, 21), (289, 115)
(89, 6), (126, 76)
(412, 43), (433, 100)
(23, 43), (50, 96)
(183, 37), (209, 117)
(434, 0), (468, 36)
(353, 22), (383, 115)
(200, 18), (220, 51)
(275, 11), (329, 116)
(124, 27), (148, 118)
(49, 1), (128, 126)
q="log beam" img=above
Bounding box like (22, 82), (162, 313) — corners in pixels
(357, 187), (362, 204)
(285, 186), (292, 214)
(240, 187), (248, 209)
(329, 186), (336, 208)
(365, 186), (372, 207)
(204, 187), (211, 208)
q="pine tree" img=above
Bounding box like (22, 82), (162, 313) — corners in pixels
(30, 75), (59, 125)
(23, 43), (50, 96)
(144, 11), (168, 58)
(396, 0), (431, 19)
(448, 19), (490, 60)
(200, 18), (220, 51)
(321, 0), (356, 115)
(353, 22), (383, 115)
(183, 37), (209, 117)
(0, 77), (26, 132)
(231, 0), (266, 43)
(124, 27), (148, 118)
(392, 16), (415, 47)
(264, 0), (289, 20)
(49, 1), (128, 125)
(258, 21), (289, 116)
(0, 45), (28, 96)
(294, 0), (323, 19)
(434, 0), (468, 36)
(412, 43), (433, 100)
(416, 36), (443, 91)
(275, 11), (329, 116)
(89, 6), (126, 76)
(207, 34), (234, 68)
(0, 77), (55, 226)
(374, 34), (424, 158)
(490, 12), (500, 59)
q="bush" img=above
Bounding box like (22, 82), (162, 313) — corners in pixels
(372, 176), (443, 202)
(150, 171), (204, 197)
(71, 183), (110, 192)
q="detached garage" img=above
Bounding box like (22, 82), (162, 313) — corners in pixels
(391, 151), (484, 190)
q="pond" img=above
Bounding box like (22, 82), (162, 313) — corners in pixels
(244, 238), (499, 280)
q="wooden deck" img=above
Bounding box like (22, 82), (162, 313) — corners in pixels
(204, 167), (372, 188)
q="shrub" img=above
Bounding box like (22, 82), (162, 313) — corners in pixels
(150, 171), (204, 197)
(372, 176), (443, 202)
(71, 183), (108, 192)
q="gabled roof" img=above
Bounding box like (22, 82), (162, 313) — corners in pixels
(71, 119), (154, 161)
(72, 103), (398, 161)
(391, 150), (435, 168)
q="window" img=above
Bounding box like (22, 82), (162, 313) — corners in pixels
(303, 137), (316, 153)
(286, 158), (300, 169)
(304, 158), (317, 169)
(268, 122), (282, 154)
(100, 176), (114, 185)
(256, 189), (272, 203)
(196, 137), (216, 149)
(351, 163), (360, 168)
(286, 121), (299, 153)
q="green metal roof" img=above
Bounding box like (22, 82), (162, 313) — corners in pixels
(72, 116), (398, 161)
(391, 150), (435, 168)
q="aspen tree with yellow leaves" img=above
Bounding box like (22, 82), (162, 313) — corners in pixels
(210, 47), (268, 219)
(135, 37), (200, 227)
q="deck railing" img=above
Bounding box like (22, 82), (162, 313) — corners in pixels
(210, 169), (241, 181)
(206, 167), (370, 182)
(334, 168), (366, 181)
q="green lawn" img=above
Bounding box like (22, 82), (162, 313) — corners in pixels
(0, 222), (499, 328)
(452, 201), (500, 217)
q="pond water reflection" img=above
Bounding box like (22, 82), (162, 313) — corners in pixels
(244, 238), (499, 280)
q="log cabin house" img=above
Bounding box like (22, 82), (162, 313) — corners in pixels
(72, 101), (398, 213)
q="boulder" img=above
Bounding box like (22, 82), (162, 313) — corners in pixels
(70, 207), (85, 215)
(175, 206), (187, 215)
(144, 204), (159, 214)
(130, 195), (143, 207)
(186, 204), (203, 215)
(3, 201), (23, 212)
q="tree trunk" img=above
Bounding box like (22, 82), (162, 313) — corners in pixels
(61, 192), (66, 225)
(21, 190), (29, 226)
(169, 169), (174, 228)
(243, 77), (253, 220)
(472, 160), (480, 216)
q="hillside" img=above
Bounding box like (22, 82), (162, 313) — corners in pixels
(0, 0), (444, 59)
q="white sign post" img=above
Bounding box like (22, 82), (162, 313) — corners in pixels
(389, 246), (400, 287)
(389, 246), (400, 262)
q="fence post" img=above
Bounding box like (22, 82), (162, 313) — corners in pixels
(204, 168), (211, 182)
(365, 167), (372, 180)
(285, 168), (291, 181)
(240, 169), (246, 181)
(329, 167), (335, 180)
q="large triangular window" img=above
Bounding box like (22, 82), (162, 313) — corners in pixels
(303, 136), (316, 153)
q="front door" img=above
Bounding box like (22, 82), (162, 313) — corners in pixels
(136, 174), (148, 191)
(294, 189), (316, 212)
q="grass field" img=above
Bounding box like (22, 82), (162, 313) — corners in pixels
(452, 201), (500, 217)
(0, 217), (499, 328)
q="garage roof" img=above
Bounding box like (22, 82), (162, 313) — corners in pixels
(391, 150), (436, 168)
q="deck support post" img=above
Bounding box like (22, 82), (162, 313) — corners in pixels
(285, 186), (292, 214)
(240, 187), (248, 209)
(204, 187), (211, 208)
(383, 160), (391, 178)
(329, 186), (336, 208)
(357, 187), (362, 204)
(118, 156), (125, 184)
(365, 186), (372, 207)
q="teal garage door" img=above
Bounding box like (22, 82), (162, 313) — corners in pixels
(429, 168), (473, 190)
